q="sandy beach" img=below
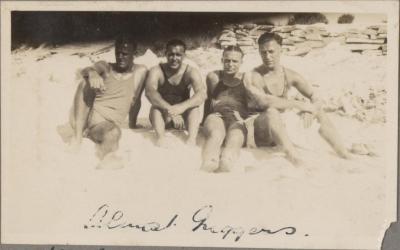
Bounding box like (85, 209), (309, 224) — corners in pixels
(2, 32), (394, 248)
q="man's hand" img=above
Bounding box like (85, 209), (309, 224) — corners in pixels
(171, 115), (185, 130)
(88, 70), (106, 92)
(168, 104), (186, 116)
(297, 102), (317, 115)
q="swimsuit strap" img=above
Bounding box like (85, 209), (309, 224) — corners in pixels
(159, 63), (189, 87)
(178, 64), (189, 87)
(218, 70), (244, 88)
(211, 71), (224, 98)
(159, 63), (168, 79)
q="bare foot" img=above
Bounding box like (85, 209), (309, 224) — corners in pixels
(200, 158), (219, 173)
(219, 162), (244, 173)
(96, 154), (124, 170)
(350, 143), (375, 158)
(67, 137), (81, 154)
(285, 150), (304, 166)
(156, 136), (170, 148)
(364, 144), (379, 157)
(337, 149), (353, 160)
(219, 154), (242, 173)
(186, 137), (196, 146)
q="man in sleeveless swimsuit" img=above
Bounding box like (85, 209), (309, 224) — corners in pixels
(145, 39), (206, 147)
(69, 34), (147, 168)
(201, 46), (248, 172)
(244, 32), (351, 165)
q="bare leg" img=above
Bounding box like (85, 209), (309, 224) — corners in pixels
(129, 97), (142, 129)
(149, 106), (169, 147)
(201, 114), (226, 172)
(88, 121), (123, 169)
(315, 110), (351, 159)
(184, 107), (201, 146)
(129, 82), (145, 129)
(254, 108), (302, 165)
(70, 79), (95, 149)
(219, 125), (246, 172)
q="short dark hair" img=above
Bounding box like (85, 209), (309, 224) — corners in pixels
(223, 45), (244, 57)
(115, 34), (137, 51)
(257, 32), (283, 46)
(166, 39), (186, 52)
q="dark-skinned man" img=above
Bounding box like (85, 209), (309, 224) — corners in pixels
(69, 34), (147, 169)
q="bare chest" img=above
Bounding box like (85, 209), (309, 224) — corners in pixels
(261, 71), (286, 97)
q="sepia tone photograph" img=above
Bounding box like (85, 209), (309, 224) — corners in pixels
(1, 1), (399, 249)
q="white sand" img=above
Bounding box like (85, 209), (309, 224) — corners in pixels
(1, 41), (393, 248)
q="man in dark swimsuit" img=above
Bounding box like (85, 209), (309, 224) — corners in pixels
(69, 34), (147, 169)
(145, 39), (206, 147)
(244, 32), (351, 165)
(201, 46), (248, 172)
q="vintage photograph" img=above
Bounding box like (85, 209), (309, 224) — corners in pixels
(1, 1), (398, 249)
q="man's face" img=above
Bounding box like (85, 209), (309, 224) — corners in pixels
(166, 45), (185, 70)
(115, 42), (134, 72)
(258, 40), (281, 70)
(222, 50), (243, 75)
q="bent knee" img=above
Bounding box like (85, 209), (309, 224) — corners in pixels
(219, 154), (236, 172)
(149, 106), (165, 120)
(206, 128), (226, 140)
(105, 126), (121, 140)
(204, 122), (225, 139)
(264, 107), (280, 117)
(261, 108), (281, 124)
(201, 159), (219, 173)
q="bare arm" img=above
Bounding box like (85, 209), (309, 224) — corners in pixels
(129, 65), (148, 128)
(144, 67), (171, 111)
(202, 71), (219, 123)
(81, 61), (109, 77)
(81, 61), (110, 91)
(244, 72), (307, 111)
(177, 67), (207, 110)
(289, 69), (323, 109)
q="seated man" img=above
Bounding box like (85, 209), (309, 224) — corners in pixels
(244, 32), (351, 165)
(69, 34), (147, 168)
(201, 46), (248, 172)
(145, 39), (206, 147)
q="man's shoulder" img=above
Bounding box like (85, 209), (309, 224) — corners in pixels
(248, 66), (263, 76)
(185, 64), (201, 76)
(148, 64), (163, 75)
(206, 70), (220, 82)
(282, 67), (303, 83)
(244, 67), (262, 79)
(94, 60), (111, 71)
(132, 64), (148, 74)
